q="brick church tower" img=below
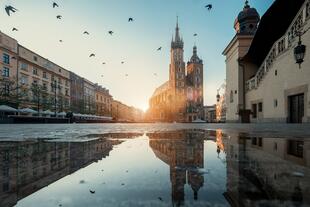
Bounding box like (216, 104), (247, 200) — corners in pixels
(169, 18), (187, 121)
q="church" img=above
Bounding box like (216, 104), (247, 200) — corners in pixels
(223, 0), (310, 123)
(147, 20), (204, 122)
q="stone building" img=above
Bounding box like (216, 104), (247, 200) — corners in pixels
(223, 0), (310, 123)
(95, 84), (112, 116)
(0, 31), (70, 112)
(148, 20), (204, 122)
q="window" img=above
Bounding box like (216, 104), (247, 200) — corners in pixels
(258, 102), (263, 112)
(33, 68), (38, 75)
(230, 90), (234, 103)
(3, 53), (10, 64)
(21, 76), (28, 85)
(275, 70), (277, 76)
(59, 69), (62, 73)
(2, 67), (9, 77)
(43, 72), (47, 79)
(274, 99), (278, 108)
(252, 104), (257, 118)
(20, 62), (28, 71)
(4, 84), (10, 95)
(33, 56), (38, 61)
(65, 89), (69, 96)
(43, 83), (47, 90)
(33, 80), (38, 85)
(287, 140), (303, 158)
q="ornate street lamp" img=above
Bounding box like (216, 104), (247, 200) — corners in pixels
(294, 32), (306, 68)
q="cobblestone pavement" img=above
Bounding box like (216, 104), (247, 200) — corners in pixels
(0, 123), (310, 140)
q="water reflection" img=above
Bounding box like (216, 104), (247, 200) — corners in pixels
(148, 130), (206, 206)
(223, 135), (310, 207)
(0, 136), (124, 207)
(0, 129), (309, 207)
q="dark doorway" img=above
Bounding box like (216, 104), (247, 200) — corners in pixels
(288, 94), (304, 123)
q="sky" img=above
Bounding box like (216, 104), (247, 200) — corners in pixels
(0, 0), (274, 111)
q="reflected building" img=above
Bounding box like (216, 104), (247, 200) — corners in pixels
(223, 135), (310, 206)
(0, 137), (121, 207)
(148, 130), (206, 206)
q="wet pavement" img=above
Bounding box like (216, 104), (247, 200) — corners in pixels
(0, 124), (309, 207)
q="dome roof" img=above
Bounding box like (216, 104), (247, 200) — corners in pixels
(237, 5), (260, 23)
(234, 1), (260, 34)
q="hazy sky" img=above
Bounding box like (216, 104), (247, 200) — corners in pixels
(0, 0), (274, 111)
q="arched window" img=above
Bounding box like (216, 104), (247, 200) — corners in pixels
(230, 90), (234, 103)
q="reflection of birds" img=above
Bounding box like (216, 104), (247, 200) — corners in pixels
(194, 33), (198, 36)
(121, 61), (125, 64)
(121, 183), (125, 186)
(108, 31), (114, 35)
(158, 197), (163, 201)
(154, 73), (157, 76)
(126, 170), (128, 173)
(205, 4), (212, 11)
(83, 31), (89, 35)
(56, 15), (62, 19)
(128, 17), (134, 22)
(53, 2), (59, 8)
(12, 28), (18, 32)
(157, 47), (162, 51)
(89, 190), (95, 194)
(101, 75), (104, 77)
(89, 54), (95, 57)
(5, 6), (18, 16)
(125, 74), (128, 77)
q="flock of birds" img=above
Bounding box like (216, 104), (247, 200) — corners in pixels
(4, 2), (213, 79)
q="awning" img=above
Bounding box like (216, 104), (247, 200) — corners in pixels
(19, 108), (38, 114)
(0, 105), (18, 112)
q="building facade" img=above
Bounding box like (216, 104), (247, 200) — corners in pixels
(95, 84), (112, 116)
(18, 45), (71, 113)
(148, 20), (204, 122)
(1, 31), (70, 113)
(223, 0), (310, 123)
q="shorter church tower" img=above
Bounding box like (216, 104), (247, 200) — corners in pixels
(186, 45), (204, 122)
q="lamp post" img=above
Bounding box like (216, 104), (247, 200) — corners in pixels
(294, 32), (306, 68)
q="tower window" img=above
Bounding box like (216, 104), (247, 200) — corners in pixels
(230, 91), (234, 103)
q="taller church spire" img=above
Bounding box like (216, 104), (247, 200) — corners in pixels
(171, 17), (184, 49)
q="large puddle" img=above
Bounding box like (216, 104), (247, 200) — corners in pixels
(0, 129), (309, 207)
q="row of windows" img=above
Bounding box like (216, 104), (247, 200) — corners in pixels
(20, 63), (68, 85)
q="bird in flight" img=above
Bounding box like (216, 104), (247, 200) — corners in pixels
(108, 31), (114, 35)
(83, 31), (89, 35)
(5, 5), (18, 16)
(154, 73), (157, 76)
(53, 2), (59, 8)
(121, 61), (125, 64)
(157, 47), (162, 51)
(89, 190), (95, 194)
(128, 17), (134, 22)
(125, 74), (128, 77)
(89, 54), (95, 57)
(59, 40), (63, 43)
(102, 62), (106, 65)
(194, 33), (198, 36)
(205, 4), (212, 11)
(12, 28), (18, 32)
(56, 15), (62, 19)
